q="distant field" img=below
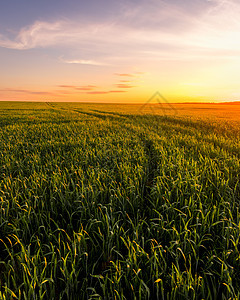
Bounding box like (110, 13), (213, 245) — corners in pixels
(0, 102), (240, 299)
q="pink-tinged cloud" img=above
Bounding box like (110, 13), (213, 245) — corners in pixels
(57, 85), (128, 95)
(86, 91), (109, 94)
(87, 90), (127, 94)
(0, 88), (55, 96)
(75, 86), (97, 91)
(115, 73), (135, 77)
(109, 90), (127, 93)
(58, 85), (77, 88)
(115, 84), (136, 88)
(58, 85), (97, 90)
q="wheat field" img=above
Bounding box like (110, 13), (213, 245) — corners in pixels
(0, 102), (240, 299)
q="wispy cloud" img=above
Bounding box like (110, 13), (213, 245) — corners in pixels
(0, 0), (240, 63)
(115, 73), (135, 77)
(57, 84), (128, 94)
(60, 57), (108, 66)
(58, 85), (97, 90)
(0, 88), (55, 96)
(0, 21), (65, 50)
(0, 87), (127, 98)
(87, 90), (127, 94)
(115, 84), (136, 89)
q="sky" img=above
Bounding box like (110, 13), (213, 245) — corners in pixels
(0, 0), (240, 103)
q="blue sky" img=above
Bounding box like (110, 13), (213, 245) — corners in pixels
(0, 0), (240, 102)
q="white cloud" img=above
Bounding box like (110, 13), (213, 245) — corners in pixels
(60, 57), (109, 66)
(0, 21), (65, 49)
(0, 0), (240, 63)
(0, 20), (125, 50)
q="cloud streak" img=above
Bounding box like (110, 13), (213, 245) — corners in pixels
(0, 88), (56, 96)
(115, 73), (135, 77)
(86, 90), (127, 94)
(58, 85), (97, 91)
(60, 57), (108, 66)
(58, 85), (128, 94)
(115, 84), (136, 89)
(0, 87), (128, 98)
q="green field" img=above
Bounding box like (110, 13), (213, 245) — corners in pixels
(0, 102), (240, 299)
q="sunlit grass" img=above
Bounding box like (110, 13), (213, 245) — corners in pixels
(0, 102), (240, 299)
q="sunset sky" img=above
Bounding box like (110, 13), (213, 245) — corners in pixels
(0, 0), (240, 103)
